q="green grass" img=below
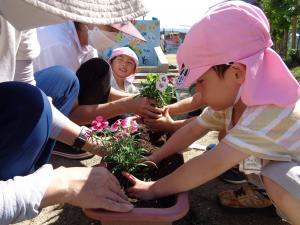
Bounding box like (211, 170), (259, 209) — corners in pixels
(291, 66), (300, 81)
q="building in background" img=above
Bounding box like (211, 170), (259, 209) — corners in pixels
(101, 20), (160, 67)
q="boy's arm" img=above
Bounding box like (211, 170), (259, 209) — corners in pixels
(149, 118), (209, 163)
(126, 142), (248, 200)
(144, 107), (197, 132)
(167, 93), (203, 115)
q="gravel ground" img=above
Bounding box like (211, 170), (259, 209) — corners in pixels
(14, 131), (289, 225)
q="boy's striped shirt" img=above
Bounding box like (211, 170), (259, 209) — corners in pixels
(197, 100), (300, 162)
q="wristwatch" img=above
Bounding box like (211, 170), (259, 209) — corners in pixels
(72, 126), (90, 149)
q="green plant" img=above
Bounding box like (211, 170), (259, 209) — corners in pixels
(291, 66), (300, 81)
(89, 116), (151, 182)
(139, 73), (176, 107)
(285, 49), (300, 68)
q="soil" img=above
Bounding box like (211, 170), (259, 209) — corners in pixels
(132, 153), (184, 208)
(106, 128), (184, 209)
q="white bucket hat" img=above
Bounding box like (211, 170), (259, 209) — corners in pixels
(0, 0), (147, 30)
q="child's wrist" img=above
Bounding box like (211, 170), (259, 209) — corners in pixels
(150, 152), (161, 163)
(170, 120), (181, 132)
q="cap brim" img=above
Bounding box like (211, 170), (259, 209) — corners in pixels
(0, 0), (147, 30)
(111, 22), (146, 41)
(176, 65), (211, 89)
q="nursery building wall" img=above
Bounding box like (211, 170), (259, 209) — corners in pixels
(100, 20), (161, 67)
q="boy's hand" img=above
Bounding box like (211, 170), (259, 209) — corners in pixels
(122, 172), (156, 200)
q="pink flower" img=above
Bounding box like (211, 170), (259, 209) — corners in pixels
(120, 118), (130, 129)
(122, 117), (139, 133)
(111, 119), (122, 132)
(123, 128), (130, 137)
(167, 76), (174, 84)
(130, 120), (138, 133)
(91, 116), (108, 131)
(159, 74), (169, 84)
(116, 131), (124, 140)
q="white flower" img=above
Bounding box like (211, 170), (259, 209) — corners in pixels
(156, 81), (167, 92)
(159, 74), (169, 84)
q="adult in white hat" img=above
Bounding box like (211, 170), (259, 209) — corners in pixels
(32, 21), (161, 159)
(0, 0), (147, 224)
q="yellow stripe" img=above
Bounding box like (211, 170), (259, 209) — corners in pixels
(266, 117), (296, 140)
(229, 128), (286, 154)
(199, 109), (225, 129)
(247, 106), (283, 131)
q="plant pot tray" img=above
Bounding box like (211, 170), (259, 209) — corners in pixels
(84, 154), (189, 225)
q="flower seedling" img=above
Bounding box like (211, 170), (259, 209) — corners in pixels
(89, 116), (154, 187)
(139, 73), (176, 107)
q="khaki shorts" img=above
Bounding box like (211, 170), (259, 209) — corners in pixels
(261, 161), (300, 200)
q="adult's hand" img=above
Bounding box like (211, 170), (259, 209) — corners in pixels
(127, 96), (163, 119)
(41, 166), (133, 212)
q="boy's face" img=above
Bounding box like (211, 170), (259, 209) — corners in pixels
(195, 64), (245, 111)
(111, 55), (136, 79)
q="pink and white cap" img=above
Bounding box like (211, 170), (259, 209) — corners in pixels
(110, 47), (139, 82)
(110, 47), (139, 67)
(176, 1), (300, 107)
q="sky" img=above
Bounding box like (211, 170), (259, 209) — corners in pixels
(139, 0), (224, 29)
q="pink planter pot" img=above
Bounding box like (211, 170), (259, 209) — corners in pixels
(84, 154), (189, 225)
(83, 191), (189, 225)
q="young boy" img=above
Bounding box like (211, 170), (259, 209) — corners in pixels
(124, 1), (300, 224)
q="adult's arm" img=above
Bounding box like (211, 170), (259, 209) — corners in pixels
(40, 166), (133, 211)
(0, 164), (134, 224)
(69, 96), (163, 125)
(0, 165), (54, 224)
(109, 87), (133, 101)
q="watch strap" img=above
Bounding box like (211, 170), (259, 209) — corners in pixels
(72, 126), (90, 149)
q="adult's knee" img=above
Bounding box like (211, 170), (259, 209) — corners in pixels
(0, 82), (52, 148)
(35, 66), (79, 115)
(49, 65), (80, 94)
(35, 65), (80, 97)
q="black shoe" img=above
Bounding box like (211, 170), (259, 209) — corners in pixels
(219, 167), (247, 184)
(52, 141), (94, 160)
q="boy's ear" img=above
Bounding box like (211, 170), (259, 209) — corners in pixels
(231, 63), (246, 84)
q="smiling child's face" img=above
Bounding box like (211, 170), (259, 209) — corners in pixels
(195, 63), (246, 111)
(111, 55), (136, 79)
